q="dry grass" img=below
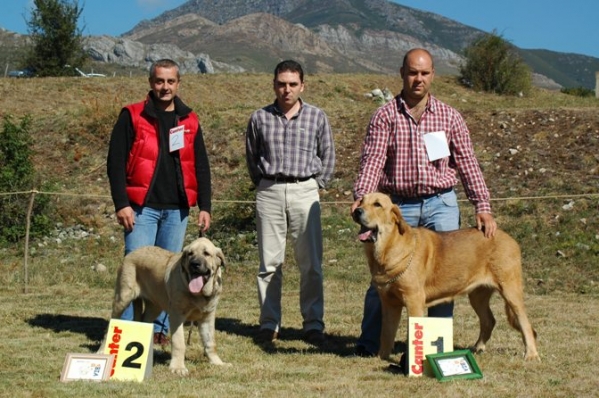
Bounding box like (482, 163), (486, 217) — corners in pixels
(1, 244), (598, 397)
(0, 73), (598, 396)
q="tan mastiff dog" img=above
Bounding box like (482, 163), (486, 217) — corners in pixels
(99, 237), (229, 375)
(353, 192), (539, 361)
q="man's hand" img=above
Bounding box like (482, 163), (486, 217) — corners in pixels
(116, 206), (135, 232)
(198, 211), (211, 233)
(350, 199), (361, 217)
(476, 213), (497, 238)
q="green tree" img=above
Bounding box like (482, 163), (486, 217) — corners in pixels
(0, 116), (53, 243)
(24, 0), (87, 77)
(460, 32), (532, 96)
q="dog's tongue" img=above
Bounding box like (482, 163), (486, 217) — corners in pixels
(189, 276), (205, 294)
(358, 229), (372, 242)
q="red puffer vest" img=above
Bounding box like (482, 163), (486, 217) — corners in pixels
(124, 100), (199, 207)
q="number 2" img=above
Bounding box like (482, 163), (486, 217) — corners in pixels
(122, 341), (144, 369)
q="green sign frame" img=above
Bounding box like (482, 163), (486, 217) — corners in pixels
(425, 349), (483, 382)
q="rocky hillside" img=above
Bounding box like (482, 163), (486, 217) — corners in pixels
(3, 1), (598, 88)
(121, 0), (471, 76)
(117, 0), (598, 89)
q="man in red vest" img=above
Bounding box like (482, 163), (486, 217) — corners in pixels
(107, 59), (212, 345)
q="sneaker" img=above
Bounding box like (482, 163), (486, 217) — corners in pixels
(354, 345), (376, 357)
(255, 328), (278, 344)
(153, 332), (170, 348)
(303, 329), (325, 346)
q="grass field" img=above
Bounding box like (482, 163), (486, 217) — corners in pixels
(1, 210), (598, 397)
(0, 72), (598, 397)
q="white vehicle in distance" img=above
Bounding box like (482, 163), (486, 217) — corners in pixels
(75, 67), (106, 77)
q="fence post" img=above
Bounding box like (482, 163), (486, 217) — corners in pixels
(23, 190), (37, 294)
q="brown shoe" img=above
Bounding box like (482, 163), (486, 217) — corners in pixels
(303, 329), (325, 346)
(255, 328), (278, 344)
(153, 332), (170, 348)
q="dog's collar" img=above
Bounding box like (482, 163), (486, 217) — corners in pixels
(383, 234), (417, 287)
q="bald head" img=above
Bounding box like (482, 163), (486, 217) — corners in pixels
(400, 48), (435, 106)
(401, 48), (434, 71)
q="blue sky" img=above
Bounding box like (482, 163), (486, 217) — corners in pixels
(1, 0), (597, 58)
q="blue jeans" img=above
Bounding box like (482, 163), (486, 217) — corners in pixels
(120, 206), (189, 334)
(356, 190), (460, 355)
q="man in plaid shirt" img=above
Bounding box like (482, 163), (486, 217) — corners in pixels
(351, 48), (497, 358)
(246, 60), (335, 347)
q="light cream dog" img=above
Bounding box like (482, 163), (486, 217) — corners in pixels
(353, 193), (539, 361)
(98, 237), (229, 375)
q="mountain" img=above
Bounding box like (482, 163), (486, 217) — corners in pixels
(517, 49), (599, 90)
(118, 0), (597, 89)
(122, 0), (470, 76)
(3, 0), (598, 89)
(0, 28), (29, 69)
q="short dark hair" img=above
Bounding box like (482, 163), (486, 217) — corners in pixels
(273, 60), (304, 82)
(149, 59), (180, 80)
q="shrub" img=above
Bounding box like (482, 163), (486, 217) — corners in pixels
(460, 32), (532, 96)
(560, 86), (596, 98)
(0, 116), (53, 243)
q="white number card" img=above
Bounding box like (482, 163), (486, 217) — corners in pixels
(169, 125), (185, 152)
(423, 131), (450, 162)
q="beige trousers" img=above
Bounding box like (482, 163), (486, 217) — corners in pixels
(255, 178), (325, 333)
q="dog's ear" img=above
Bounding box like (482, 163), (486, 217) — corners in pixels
(181, 244), (192, 263)
(180, 249), (189, 264)
(392, 206), (409, 235)
(215, 247), (226, 269)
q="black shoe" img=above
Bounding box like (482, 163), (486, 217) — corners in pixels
(255, 328), (278, 344)
(399, 352), (407, 369)
(303, 329), (325, 346)
(387, 353), (407, 375)
(354, 345), (376, 357)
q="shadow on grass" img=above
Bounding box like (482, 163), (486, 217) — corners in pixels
(26, 314), (408, 361)
(26, 313), (175, 365)
(215, 317), (407, 358)
(27, 313), (108, 342)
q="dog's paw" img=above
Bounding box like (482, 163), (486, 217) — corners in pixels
(170, 366), (189, 376)
(524, 352), (541, 362)
(471, 343), (486, 354)
(208, 359), (231, 366)
(206, 354), (229, 366)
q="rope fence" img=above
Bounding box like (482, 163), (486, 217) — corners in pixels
(3, 189), (599, 293)
(3, 189), (599, 202)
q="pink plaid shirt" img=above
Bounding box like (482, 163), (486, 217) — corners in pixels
(353, 94), (491, 214)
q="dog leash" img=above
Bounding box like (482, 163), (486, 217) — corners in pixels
(384, 234), (417, 287)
